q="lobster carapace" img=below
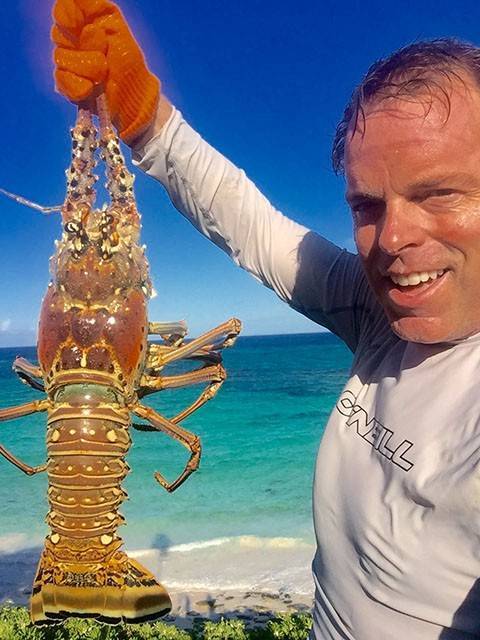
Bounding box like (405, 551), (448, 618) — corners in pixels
(0, 97), (241, 624)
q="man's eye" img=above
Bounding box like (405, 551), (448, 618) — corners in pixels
(423, 189), (459, 200)
(351, 201), (383, 224)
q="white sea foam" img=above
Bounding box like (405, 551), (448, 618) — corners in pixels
(164, 535), (310, 554)
(168, 537), (233, 553)
(0, 532), (39, 554)
(237, 535), (310, 549)
(129, 534), (315, 596)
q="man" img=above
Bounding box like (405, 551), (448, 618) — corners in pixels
(52, 1), (480, 638)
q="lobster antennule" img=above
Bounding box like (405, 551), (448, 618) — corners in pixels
(61, 107), (98, 225)
(96, 95), (140, 227)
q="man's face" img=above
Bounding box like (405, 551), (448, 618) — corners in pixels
(345, 74), (480, 343)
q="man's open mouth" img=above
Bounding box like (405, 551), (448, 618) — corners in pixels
(385, 268), (449, 306)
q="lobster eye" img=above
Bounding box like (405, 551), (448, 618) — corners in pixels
(64, 221), (79, 234)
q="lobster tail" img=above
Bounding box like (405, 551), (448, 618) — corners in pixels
(31, 545), (171, 624)
(29, 391), (172, 625)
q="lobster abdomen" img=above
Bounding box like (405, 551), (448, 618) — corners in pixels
(46, 408), (130, 545)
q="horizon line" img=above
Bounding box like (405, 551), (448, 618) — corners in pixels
(0, 328), (331, 351)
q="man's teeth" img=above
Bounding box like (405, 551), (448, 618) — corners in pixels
(390, 270), (445, 287)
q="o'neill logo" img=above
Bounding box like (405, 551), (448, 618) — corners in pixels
(336, 390), (414, 472)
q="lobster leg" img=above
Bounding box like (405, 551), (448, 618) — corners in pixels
(132, 404), (201, 492)
(148, 321), (188, 347)
(146, 318), (241, 370)
(139, 363), (226, 393)
(12, 357), (43, 379)
(184, 346), (223, 365)
(0, 400), (49, 475)
(138, 363), (227, 420)
(170, 377), (225, 424)
(138, 370), (225, 423)
(12, 357), (45, 392)
(145, 343), (223, 376)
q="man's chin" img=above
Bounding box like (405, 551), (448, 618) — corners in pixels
(389, 316), (455, 344)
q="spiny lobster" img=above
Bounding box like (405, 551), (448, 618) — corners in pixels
(0, 97), (241, 625)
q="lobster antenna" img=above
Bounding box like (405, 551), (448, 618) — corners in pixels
(96, 93), (111, 135)
(0, 187), (62, 214)
(95, 93), (137, 208)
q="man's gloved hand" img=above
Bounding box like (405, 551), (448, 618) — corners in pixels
(52, 0), (160, 143)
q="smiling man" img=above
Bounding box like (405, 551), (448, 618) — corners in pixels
(344, 73), (480, 345)
(52, 1), (480, 637)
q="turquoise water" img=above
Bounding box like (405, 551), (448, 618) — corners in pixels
(0, 333), (352, 591)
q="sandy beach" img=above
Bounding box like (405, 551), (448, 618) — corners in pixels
(165, 588), (313, 630)
(0, 540), (314, 629)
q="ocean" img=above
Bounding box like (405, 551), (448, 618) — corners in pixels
(0, 333), (352, 595)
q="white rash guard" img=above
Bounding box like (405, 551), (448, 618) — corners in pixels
(133, 108), (480, 639)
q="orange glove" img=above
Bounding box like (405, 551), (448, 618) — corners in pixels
(52, 0), (160, 143)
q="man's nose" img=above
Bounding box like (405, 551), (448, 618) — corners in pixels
(377, 200), (425, 255)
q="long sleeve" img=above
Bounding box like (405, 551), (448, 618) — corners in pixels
(132, 109), (386, 353)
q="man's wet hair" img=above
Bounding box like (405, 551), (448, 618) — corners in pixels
(332, 38), (480, 174)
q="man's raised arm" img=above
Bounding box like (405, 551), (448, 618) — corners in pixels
(132, 104), (316, 304)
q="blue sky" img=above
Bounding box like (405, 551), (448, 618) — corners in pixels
(2, 0), (480, 346)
